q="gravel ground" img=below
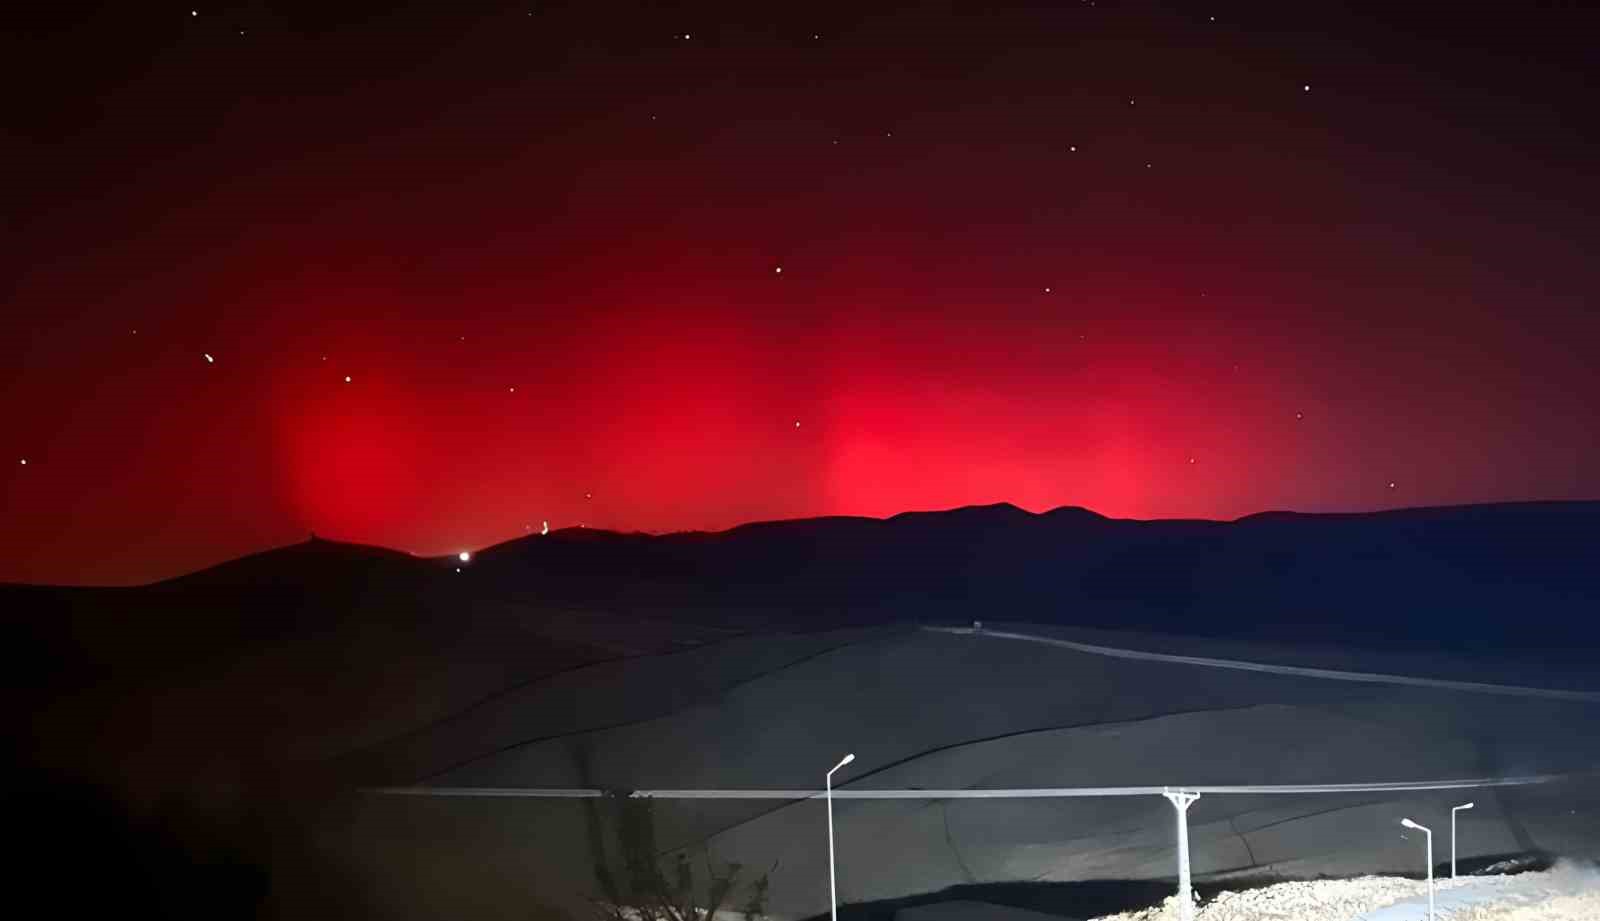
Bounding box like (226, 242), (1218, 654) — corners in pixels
(1087, 865), (1600, 921)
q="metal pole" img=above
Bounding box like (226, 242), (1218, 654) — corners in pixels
(1426, 825), (1434, 921)
(1451, 802), (1474, 880)
(827, 755), (855, 921)
(1401, 819), (1434, 921)
(1163, 789), (1201, 921)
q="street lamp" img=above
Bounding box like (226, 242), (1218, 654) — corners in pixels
(827, 754), (856, 921)
(1401, 818), (1435, 921)
(1452, 802), (1475, 880)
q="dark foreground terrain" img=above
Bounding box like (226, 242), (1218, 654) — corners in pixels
(6, 501), (1600, 920)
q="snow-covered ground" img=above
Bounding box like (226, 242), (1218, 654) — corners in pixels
(1088, 864), (1600, 921)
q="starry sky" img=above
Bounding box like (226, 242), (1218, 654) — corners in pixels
(4, 2), (1598, 584)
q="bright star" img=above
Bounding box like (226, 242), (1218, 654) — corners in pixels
(204, 353), (214, 363)
(458, 550), (471, 562)
(343, 375), (351, 383)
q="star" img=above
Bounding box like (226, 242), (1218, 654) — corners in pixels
(204, 353), (214, 363)
(458, 550), (471, 562)
(1188, 456), (1196, 464)
(1044, 287), (1052, 293)
(794, 420), (801, 428)
(131, 329), (138, 335)
(1388, 481), (1397, 490)
(1069, 145), (1077, 152)
(18, 458), (26, 466)
(1295, 411), (1304, 420)
(343, 375), (352, 383)
(509, 386), (516, 393)
(585, 492), (592, 499)
(774, 265), (783, 274)
(1146, 162), (1152, 169)
(1303, 84), (1311, 92)
(190, 10), (198, 16)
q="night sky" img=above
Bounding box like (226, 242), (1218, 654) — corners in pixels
(4, 2), (1597, 585)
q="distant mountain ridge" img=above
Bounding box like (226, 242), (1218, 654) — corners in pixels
(9, 500), (1600, 660)
(449, 499), (1600, 656)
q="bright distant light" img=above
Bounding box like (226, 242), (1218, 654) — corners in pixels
(775, 265), (783, 274)
(458, 550), (471, 562)
(1303, 84), (1311, 92)
(204, 353), (214, 363)
(343, 375), (351, 383)
(18, 458), (26, 466)
(191, 10), (198, 16)
(541, 520), (549, 535)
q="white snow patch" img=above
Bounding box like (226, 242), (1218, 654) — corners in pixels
(1085, 868), (1600, 921)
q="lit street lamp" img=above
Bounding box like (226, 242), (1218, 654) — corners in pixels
(1401, 818), (1435, 921)
(827, 754), (856, 921)
(1452, 802), (1475, 880)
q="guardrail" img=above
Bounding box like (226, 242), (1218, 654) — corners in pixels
(363, 772), (1588, 921)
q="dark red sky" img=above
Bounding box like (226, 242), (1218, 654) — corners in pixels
(4, 2), (1598, 584)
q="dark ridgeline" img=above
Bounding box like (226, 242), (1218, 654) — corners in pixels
(9, 501), (1600, 702)
(465, 499), (1600, 657)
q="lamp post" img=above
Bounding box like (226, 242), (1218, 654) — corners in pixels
(1451, 802), (1475, 880)
(1401, 818), (1435, 921)
(827, 754), (856, 921)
